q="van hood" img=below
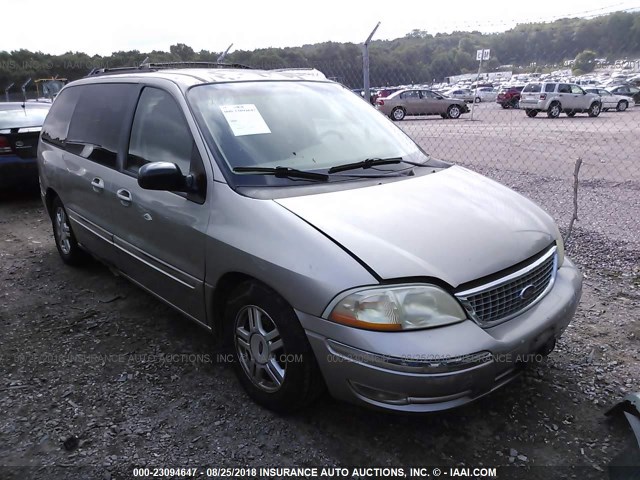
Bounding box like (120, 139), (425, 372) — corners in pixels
(275, 166), (558, 287)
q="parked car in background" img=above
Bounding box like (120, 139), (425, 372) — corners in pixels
(376, 89), (469, 120)
(38, 64), (581, 413)
(520, 82), (601, 118)
(443, 88), (474, 103)
(474, 87), (498, 103)
(0, 102), (51, 190)
(496, 86), (524, 109)
(607, 84), (640, 105)
(584, 87), (633, 111)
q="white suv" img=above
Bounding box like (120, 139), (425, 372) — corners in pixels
(520, 82), (602, 118)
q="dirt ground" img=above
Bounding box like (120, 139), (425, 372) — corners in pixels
(1, 104), (639, 480)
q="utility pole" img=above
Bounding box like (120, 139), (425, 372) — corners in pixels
(363, 22), (380, 104)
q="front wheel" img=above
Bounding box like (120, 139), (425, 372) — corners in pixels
(447, 104), (462, 119)
(474, 97), (481, 103)
(51, 197), (86, 266)
(390, 107), (406, 121)
(225, 281), (324, 412)
(588, 102), (601, 117)
(616, 101), (628, 112)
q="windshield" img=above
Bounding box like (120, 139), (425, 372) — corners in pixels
(188, 81), (430, 185)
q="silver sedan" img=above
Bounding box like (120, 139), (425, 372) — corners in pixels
(376, 89), (469, 120)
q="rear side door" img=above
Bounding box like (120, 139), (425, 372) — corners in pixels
(402, 90), (421, 115)
(598, 90), (616, 109)
(43, 84), (138, 264)
(110, 86), (209, 324)
(419, 90), (440, 114)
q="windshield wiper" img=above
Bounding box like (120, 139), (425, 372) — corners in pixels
(233, 166), (328, 182)
(328, 157), (403, 173)
(327, 156), (431, 174)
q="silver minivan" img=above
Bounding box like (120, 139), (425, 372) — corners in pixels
(38, 63), (582, 413)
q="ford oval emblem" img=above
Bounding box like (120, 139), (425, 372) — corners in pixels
(519, 284), (536, 301)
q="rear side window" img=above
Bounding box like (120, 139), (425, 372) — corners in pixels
(41, 87), (82, 146)
(126, 87), (194, 175)
(523, 84), (541, 93)
(544, 84), (556, 93)
(66, 84), (138, 168)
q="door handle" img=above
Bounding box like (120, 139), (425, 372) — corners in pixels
(91, 177), (104, 193)
(116, 188), (132, 206)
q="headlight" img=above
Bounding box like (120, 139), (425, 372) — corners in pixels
(553, 225), (565, 266)
(326, 285), (467, 331)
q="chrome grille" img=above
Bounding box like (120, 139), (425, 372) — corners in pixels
(455, 246), (557, 327)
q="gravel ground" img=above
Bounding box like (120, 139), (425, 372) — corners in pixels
(1, 105), (639, 480)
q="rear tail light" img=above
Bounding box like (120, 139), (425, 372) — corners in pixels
(0, 136), (12, 155)
(377, 99), (384, 106)
(539, 93), (547, 100)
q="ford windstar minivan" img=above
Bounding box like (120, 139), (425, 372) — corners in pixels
(38, 63), (582, 413)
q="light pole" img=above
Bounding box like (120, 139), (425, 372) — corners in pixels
(218, 44), (234, 63)
(5, 83), (14, 102)
(363, 22), (380, 104)
(21, 78), (31, 103)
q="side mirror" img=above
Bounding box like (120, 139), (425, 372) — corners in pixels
(138, 162), (189, 192)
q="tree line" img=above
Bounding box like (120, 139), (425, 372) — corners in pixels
(1, 10), (639, 95)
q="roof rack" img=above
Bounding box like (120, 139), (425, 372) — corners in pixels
(85, 61), (252, 77)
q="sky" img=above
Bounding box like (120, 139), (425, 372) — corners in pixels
(5, 0), (640, 56)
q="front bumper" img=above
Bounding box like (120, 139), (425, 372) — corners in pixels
(299, 258), (582, 412)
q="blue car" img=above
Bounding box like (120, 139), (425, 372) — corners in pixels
(0, 102), (51, 190)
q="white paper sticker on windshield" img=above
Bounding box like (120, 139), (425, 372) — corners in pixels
(219, 104), (271, 136)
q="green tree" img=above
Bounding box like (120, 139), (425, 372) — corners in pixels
(574, 49), (597, 73)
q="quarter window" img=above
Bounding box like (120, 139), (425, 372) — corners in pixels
(126, 88), (194, 175)
(41, 86), (82, 147)
(66, 83), (138, 168)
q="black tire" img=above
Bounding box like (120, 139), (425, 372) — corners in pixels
(547, 102), (561, 118)
(588, 102), (601, 117)
(474, 97), (481, 103)
(447, 104), (462, 119)
(501, 104), (509, 109)
(616, 101), (628, 112)
(224, 281), (324, 412)
(390, 107), (406, 121)
(512, 98), (520, 109)
(526, 109), (538, 118)
(566, 111), (576, 117)
(50, 196), (86, 266)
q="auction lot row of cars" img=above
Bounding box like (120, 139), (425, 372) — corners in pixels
(369, 81), (638, 120)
